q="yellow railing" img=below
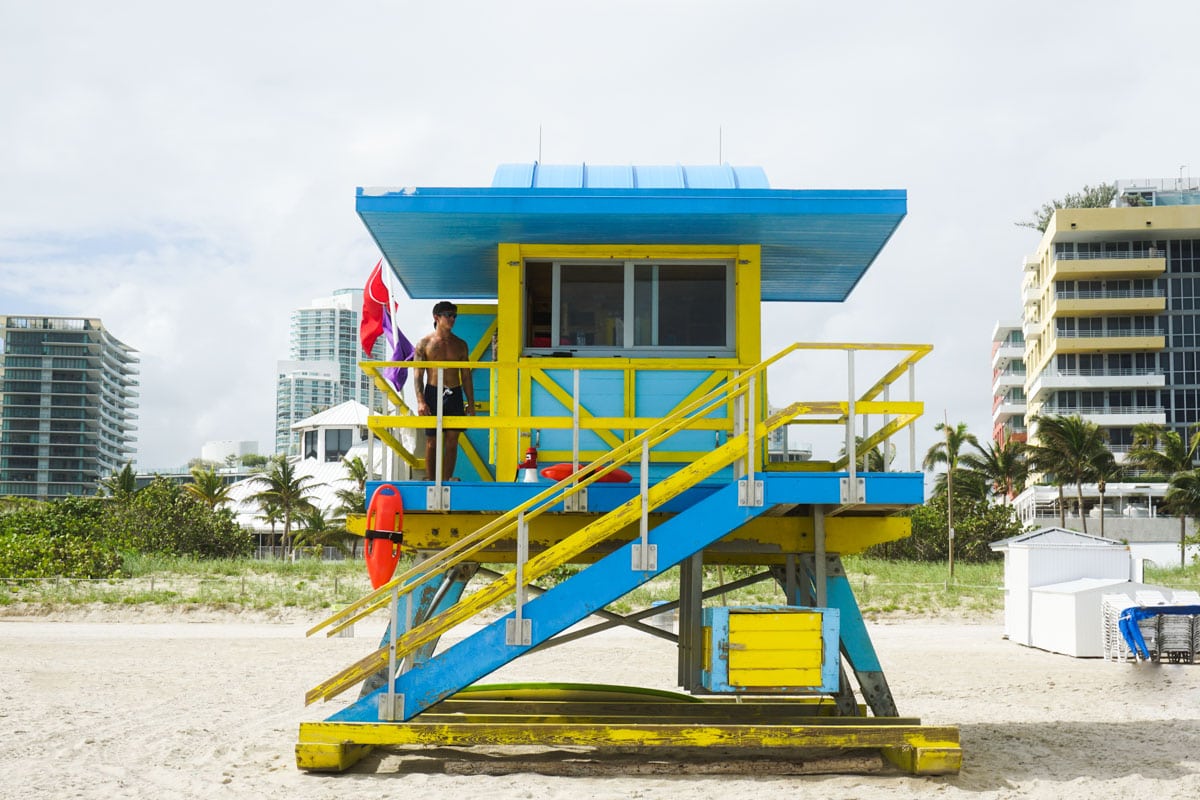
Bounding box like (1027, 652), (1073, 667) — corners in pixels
(305, 342), (930, 705)
(361, 341), (930, 478)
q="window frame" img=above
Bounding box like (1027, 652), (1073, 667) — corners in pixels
(525, 258), (736, 357)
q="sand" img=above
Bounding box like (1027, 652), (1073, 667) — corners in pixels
(2, 607), (1199, 799)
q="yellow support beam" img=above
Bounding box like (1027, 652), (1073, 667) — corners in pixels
(297, 720), (960, 775)
(306, 407), (799, 705)
(394, 513), (910, 559)
(496, 243), (522, 480)
(517, 244), (741, 261)
(294, 741), (373, 772)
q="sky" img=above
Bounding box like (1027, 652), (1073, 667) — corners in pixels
(2, 0), (1199, 471)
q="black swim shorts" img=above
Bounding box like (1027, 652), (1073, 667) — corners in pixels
(423, 385), (466, 436)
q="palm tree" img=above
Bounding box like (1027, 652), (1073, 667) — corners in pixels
(1028, 414), (1110, 534)
(930, 468), (989, 502)
(1163, 470), (1200, 568)
(98, 462), (137, 503)
(840, 437), (896, 472)
(923, 421), (979, 579)
(1026, 440), (1069, 528)
(343, 455), (368, 491)
(292, 508), (355, 558)
(1129, 423), (1200, 566)
(960, 436), (1028, 503)
(335, 455), (368, 515)
(184, 466), (231, 508)
(257, 501), (283, 554)
(1090, 449), (1122, 539)
(249, 457), (320, 559)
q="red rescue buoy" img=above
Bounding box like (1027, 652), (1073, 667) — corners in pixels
(538, 463), (634, 483)
(364, 484), (404, 589)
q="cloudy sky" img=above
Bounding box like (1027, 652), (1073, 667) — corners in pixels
(3, 0), (1198, 469)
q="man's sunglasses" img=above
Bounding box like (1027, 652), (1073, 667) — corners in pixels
(439, 312), (457, 318)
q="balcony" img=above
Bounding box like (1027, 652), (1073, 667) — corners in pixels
(1027, 367), (1165, 402)
(1050, 250), (1166, 281)
(991, 370), (1026, 392)
(1039, 405), (1166, 428)
(990, 344), (1025, 370)
(1022, 278), (1041, 304)
(992, 401), (1027, 425)
(1022, 317), (1045, 339)
(1051, 288), (1166, 317)
(1052, 328), (1165, 354)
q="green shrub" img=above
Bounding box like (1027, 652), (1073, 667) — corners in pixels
(105, 478), (252, 559)
(0, 498), (123, 578)
(0, 481), (252, 580)
(871, 497), (1024, 562)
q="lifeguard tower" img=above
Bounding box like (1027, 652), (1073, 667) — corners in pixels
(297, 164), (960, 774)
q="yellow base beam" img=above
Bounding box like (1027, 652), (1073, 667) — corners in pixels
(294, 741), (374, 772)
(297, 721), (960, 775)
(882, 744), (963, 776)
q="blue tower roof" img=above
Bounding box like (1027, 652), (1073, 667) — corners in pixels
(356, 164), (905, 302)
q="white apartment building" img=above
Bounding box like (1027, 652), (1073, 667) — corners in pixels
(1010, 179), (1200, 457)
(274, 289), (386, 455)
(0, 315), (139, 498)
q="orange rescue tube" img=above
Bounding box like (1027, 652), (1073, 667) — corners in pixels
(364, 484), (404, 589)
(538, 463), (633, 483)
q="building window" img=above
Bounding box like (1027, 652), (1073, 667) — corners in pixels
(524, 260), (734, 355)
(324, 428), (352, 462)
(303, 430), (318, 460)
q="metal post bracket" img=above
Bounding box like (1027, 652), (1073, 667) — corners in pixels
(563, 488), (588, 512)
(426, 485), (451, 510)
(631, 543), (658, 572)
(505, 618), (532, 646)
(839, 477), (865, 504)
(737, 478), (764, 507)
(378, 691), (404, 721)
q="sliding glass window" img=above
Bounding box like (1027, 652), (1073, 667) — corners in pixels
(525, 260), (734, 356)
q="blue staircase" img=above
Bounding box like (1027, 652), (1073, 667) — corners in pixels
(331, 479), (772, 722)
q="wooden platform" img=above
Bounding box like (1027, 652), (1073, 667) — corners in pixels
(297, 694), (961, 775)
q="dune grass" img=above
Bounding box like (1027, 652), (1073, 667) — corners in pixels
(4, 553), (1196, 619)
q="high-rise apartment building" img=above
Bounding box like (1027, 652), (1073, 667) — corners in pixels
(990, 321), (1026, 444)
(274, 289), (385, 455)
(1000, 179), (1200, 457)
(0, 315), (139, 498)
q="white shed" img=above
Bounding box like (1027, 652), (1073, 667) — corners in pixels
(989, 527), (1131, 648)
(1027, 578), (1153, 657)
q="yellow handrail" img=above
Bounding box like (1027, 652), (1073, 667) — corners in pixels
(307, 370), (749, 640)
(304, 342), (931, 704)
(314, 341), (930, 638)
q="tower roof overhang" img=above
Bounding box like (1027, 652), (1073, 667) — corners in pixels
(356, 164), (906, 302)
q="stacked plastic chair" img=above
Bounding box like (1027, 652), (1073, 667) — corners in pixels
(1134, 590), (1171, 662)
(1171, 590), (1200, 664)
(1101, 594), (1135, 662)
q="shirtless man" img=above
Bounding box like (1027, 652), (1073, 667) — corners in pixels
(413, 301), (475, 481)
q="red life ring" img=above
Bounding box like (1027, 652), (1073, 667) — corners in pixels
(364, 484), (404, 589)
(538, 463), (633, 483)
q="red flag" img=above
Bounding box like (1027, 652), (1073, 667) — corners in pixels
(360, 259), (388, 355)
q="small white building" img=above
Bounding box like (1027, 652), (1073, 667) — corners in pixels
(990, 528), (1130, 650)
(226, 401), (383, 543)
(990, 527), (1177, 657)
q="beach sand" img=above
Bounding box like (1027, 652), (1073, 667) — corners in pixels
(2, 606), (1199, 799)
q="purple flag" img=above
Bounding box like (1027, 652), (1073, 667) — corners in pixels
(380, 311), (414, 393)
